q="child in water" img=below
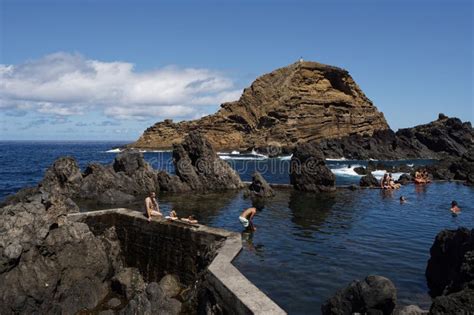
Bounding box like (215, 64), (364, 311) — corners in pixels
(450, 200), (461, 215)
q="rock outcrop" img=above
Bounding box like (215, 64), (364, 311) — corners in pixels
(425, 228), (474, 297)
(247, 172), (275, 198)
(425, 147), (474, 184)
(321, 275), (397, 315)
(169, 132), (244, 192)
(290, 143), (336, 192)
(130, 61), (389, 151)
(425, 228), (474, 315)
(0, 193), (121, 314)
(360, 173), (380, 188)
(319, 114), (473, 160)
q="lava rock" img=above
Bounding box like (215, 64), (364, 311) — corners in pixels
(429, 288), (474, 315)
(0, 194), (120, 314)
(158, 274), (182, 298)
(170, 132), (244, 192)
(40, 157), (83, 197)
(354, 166), (368, 175)
(107, 297), (122, 308)
(397, 173), (412, 185)
(321, 275), (397, 315)
(111, 267), (146, 300)
(360, 173), (380, 188)
(290, 142), (336, 192)
(425, 228), (474, 297)
(247, 172), (275, 198)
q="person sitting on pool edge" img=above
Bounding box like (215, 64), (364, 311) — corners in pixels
(145, 191), (162, 221)
(450, 200), (461, 214)
(239, 207), (257, 231)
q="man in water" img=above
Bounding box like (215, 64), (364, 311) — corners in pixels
(450, 200), (461, 215)
(145, 191), (162, 221)
(239, 207), (257, 231)
(400, 196), (407, 203)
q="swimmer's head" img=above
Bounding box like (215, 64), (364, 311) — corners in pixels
(451, 200), (458, 207)
(400, 196), (406, 202)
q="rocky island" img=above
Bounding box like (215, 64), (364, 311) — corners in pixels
(130, 61), (389, 153)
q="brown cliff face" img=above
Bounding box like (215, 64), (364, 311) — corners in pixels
(130, 61), (389, 151)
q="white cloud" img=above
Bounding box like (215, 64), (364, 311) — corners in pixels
(0, 52), (241, 120)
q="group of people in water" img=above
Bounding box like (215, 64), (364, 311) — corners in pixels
(414, 169), (431, 184)
(380, 173), (401, 190)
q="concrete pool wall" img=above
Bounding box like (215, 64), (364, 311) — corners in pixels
(67, 208), (286, 315)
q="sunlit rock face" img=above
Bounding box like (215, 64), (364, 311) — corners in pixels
(130, 61), (389, 151)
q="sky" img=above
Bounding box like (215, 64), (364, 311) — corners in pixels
(0, 0), (472, 141)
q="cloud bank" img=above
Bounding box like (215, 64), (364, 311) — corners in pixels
(0, 52), (242, 120)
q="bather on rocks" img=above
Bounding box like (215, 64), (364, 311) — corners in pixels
(380, 173), (391, 189)
(145, 191), (162, 221)
(388, 173), (401, 189)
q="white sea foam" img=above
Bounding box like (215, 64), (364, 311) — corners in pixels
(278, 154), (293, 160)
(326, 157), (347, 161)
(217, 150), (268, 160)
(105, 148), (122, 153)
(371, 170), (404, 181)
(138, 149), (172, 153)
(330, 164), (364, 177)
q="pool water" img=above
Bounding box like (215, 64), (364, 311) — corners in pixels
(154, 183), (473, 314)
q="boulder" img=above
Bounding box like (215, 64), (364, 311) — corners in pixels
(247, 172), (274, 198)
(429, 288), (474, 315)
(321, 275), (397, 315)
(78, 151), (159, 204)
(107, 297), (122, 308)
(425, 228), (474, 297)
(39, 157), (83, 197)
(354, 166), (368, 175)
(111, 267), (146, 300)
(158, 274), (182, 298)
(290, 142), (336, 192)
(171, 132), (243, 192)
(360, 173), (380, 188)
(397, 173), (412, 185)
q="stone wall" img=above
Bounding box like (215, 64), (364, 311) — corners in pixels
(68, 209), (285, 314)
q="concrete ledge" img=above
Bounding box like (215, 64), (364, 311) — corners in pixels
(67, 208), (286, 315)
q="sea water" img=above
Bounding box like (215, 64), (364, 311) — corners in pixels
(1, 141), (472, 314)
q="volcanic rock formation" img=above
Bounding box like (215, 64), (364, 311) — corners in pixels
(130, 61), (389, 152)
(319, 114), (473, 160)
(290, 142), (336, 192)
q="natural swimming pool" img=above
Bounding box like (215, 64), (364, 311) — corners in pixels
(156, 182), (473, 314)
(1, 143), (472, 314)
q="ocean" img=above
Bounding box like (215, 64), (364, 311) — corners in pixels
(1, 141), (473, 314)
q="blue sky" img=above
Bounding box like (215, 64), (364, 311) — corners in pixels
(0, 0), (472, 140)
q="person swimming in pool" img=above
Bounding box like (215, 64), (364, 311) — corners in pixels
(450, 200), (461, 215)
(239, 207), (257, 231)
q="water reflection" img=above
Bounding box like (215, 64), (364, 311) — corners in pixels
(288, 191), (337, 235)
(241, 231), (265, 257)
(415, 184), (429, 195)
